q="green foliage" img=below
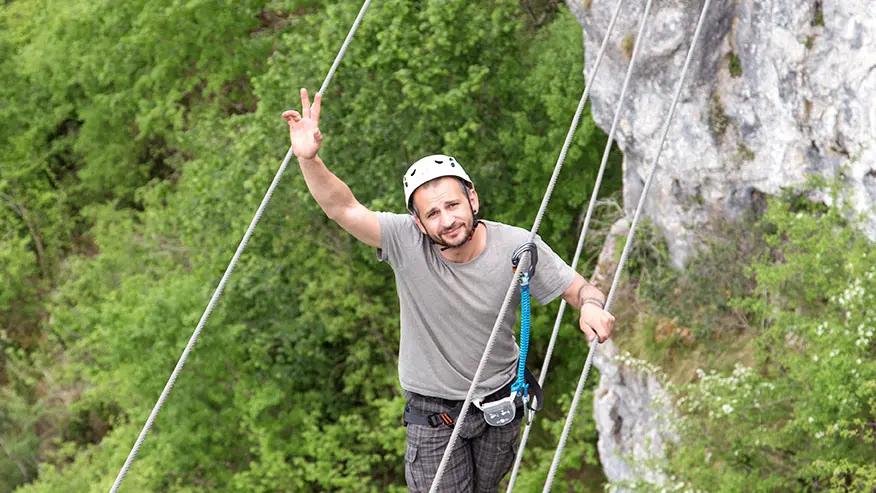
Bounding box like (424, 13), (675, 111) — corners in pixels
(728, 52), (743, 77)
(0, 384), (42, 491)
(735, 142), (756, 161)
(611, 215), (762, 384)
(621, 34), (635, 60)
(708, 91), (729, 139)
(812, 2), (825, 27)
(2, 1), (619, 492)
(509, 390), (604, 492)
(619, 180), (876, 491)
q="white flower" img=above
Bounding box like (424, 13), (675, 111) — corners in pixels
(808, 417), (814, 424)
(722, 404), (734, 414)
(815, 431), (825, 439)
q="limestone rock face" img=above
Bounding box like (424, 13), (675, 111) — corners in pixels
(589, 218), (675, 489)
(568, 0), (876, 267)
(565, 0), (876, 487)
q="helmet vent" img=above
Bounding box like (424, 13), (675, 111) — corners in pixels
(410, 169), (416, 176)
(434, 159), (443, 164)
(450, 162), (456, 167)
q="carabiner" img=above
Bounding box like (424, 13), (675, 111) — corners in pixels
(511, 242), (538, 279)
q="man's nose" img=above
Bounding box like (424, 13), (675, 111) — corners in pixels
(440, 209), (454, 227)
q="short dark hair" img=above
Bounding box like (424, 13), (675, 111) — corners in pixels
(409, 177), (471, 216)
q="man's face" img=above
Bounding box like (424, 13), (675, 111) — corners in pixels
(411, 177), (479, 248)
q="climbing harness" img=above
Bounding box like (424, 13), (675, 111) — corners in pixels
(403, 367), (542, 428)
(106, 2), (373, 492)
(405, 405), (460, 428)
(408, 244), (542, 431)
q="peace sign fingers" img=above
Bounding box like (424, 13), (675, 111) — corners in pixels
(300, 88), (311, 120)
(311, 92), (322, 125)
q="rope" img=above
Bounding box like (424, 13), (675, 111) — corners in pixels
(505, 0), (633, 486)
(511, 275), (532, 396)
(319, 0), (372, 96)
(540, 1), (713, 491)
(107, 3), (372, 491)
(427, 1), (628, 488)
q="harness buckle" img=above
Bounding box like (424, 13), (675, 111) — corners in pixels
(474, 391), (518, 427)
(428, 413), (455, 428)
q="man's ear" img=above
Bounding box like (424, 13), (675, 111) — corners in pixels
(469, 188), (480, 215)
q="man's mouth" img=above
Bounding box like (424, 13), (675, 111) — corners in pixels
(444, 225), (463, 236)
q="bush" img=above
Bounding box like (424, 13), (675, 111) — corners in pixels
(620, 180), (876, 491)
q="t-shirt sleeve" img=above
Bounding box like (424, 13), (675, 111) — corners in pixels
(529, 234), (576, 306)
(375, 211), (419, 267)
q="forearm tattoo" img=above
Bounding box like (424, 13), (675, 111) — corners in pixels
(578, 283), (605, 310)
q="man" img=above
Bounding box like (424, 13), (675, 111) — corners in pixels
(283, 89), (615, 492)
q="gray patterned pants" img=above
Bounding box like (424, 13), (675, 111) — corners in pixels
(404, 391), (522, 493)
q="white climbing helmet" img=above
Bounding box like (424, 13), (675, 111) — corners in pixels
(403, 154), (473, 211)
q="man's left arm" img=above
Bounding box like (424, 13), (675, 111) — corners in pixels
(561, 273), (616, 343)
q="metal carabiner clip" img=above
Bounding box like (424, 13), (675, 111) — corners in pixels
(521, 391), (534, 425)
(511, 242), (538, 280)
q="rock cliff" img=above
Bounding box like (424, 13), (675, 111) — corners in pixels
(566, 0), (876, 487)
(568, 0), (876, 266)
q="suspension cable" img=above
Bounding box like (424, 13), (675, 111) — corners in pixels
(540, 1), (713, 491)
(107, 2), (373, 491)
(504, 0), (629, 488)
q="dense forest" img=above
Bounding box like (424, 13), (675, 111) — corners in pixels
(1, 1), (874, 492)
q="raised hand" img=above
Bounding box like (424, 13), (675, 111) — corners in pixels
(282, 88), (323, 159)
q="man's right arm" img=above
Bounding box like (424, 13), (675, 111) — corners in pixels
(283, 88), (381, 248)
(297, 154), (381, 248)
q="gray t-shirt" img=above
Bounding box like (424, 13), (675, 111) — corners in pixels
(376, 212), (575, 400)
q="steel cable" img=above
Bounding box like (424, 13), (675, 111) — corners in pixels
(107, 2), (373, 490)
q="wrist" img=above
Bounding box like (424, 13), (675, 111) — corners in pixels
(581, 297), (605, 310)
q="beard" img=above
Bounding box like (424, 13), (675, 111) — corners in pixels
(427, 218), (475, 249)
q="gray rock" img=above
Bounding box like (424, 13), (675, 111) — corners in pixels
(589, 218), (675, 490)
(569, 0), (876, 267)
(566, 0), (876, 487)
